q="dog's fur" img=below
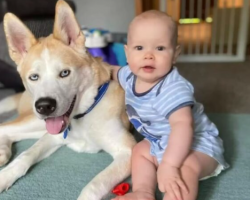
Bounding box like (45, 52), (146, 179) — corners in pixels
(0, 1), (136, 199)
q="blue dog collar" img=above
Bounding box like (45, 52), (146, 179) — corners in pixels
(63, 124), (71, 139)
(63, 81), (110, 139)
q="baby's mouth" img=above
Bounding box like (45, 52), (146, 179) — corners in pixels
(143, 66), (155, 69)
(142, 66), (155, 72)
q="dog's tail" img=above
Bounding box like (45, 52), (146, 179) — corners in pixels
(0, 93), (22, 114)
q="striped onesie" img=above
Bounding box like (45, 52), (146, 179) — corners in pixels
(118, 65), (229, 171)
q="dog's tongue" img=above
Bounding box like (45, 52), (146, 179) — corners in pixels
(46, 116), (65, 134)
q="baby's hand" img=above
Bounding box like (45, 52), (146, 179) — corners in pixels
(157, 162), (188, 200)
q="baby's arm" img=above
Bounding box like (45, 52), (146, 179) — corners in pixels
(162, 106), (193, 167)
(157, 106), (193, 198)
(111, 65), (121, 81)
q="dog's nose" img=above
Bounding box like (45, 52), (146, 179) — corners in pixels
(35, 98), (57, 116)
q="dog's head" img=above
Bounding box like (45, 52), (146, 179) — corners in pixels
(3, 0), (111, 134)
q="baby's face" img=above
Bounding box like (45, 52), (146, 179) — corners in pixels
(125, 17), (179, 84)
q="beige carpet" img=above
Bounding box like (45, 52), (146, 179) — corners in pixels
(177, 58), (250, 113)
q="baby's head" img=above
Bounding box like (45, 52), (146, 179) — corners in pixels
(125, 10), (180, 84)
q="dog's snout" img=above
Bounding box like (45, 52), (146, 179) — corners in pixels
(35, 98), (57, 116)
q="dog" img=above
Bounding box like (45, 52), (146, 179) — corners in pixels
(0, 1), (136, 199)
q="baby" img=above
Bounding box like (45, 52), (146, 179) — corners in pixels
(112, 10), (229, 200)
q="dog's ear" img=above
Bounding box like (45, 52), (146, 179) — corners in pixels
(3, 13), (37, 66)
(53, 0), (86, 54)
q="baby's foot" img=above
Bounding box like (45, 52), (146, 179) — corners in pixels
(112, 191), (155, 200)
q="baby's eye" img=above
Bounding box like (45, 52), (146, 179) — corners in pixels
(135, 46), (143, 51)
(157, 46), (166, 51)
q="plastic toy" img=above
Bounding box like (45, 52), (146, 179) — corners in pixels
(81, 27), (118, 65)
(112, 182), (130, 196)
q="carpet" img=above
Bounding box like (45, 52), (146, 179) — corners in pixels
(0, 113), (249, 200)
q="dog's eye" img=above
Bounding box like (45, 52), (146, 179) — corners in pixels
(29, 74), (39, 81)
(60, 70), (71, 78)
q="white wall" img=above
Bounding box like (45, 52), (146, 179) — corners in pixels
(74, 0), (135, 33)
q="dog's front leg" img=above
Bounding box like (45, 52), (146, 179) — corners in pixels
(0, 133), (64, 193)
(78, 151), (132, 200)
(0, 113), (46, 140)
(77, 128), (135, 200)
(0, 114), (46, 166)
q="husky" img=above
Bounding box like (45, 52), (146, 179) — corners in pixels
(0, 1), (136, 199)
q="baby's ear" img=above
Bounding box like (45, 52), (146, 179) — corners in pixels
(124, 44), (128, 61)
(173, 45), (181, 64)
(124, 45), (128, 53)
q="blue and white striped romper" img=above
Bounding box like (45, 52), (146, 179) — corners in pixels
(118, 65), (229, 170)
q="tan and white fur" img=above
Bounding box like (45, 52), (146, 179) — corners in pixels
(0, 1), (136, 199)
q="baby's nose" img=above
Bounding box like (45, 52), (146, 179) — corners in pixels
(144, 52), (154, 60)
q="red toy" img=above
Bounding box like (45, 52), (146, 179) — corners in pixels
(112, 183), (130, 196)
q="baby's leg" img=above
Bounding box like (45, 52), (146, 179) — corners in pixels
(163, 151), (218, 200)
(112, 140), (157, 200)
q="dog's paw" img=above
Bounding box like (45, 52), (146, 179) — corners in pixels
(77, 194), (100, 200)
(77, 184), (107, 200)
(77, 189), (99, 200)
(0, 145), (11, 167)
(0, 168), (16, 193)
(0, 161), (29, 193)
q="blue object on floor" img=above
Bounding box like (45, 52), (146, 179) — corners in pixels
(102, 45), (118, 65)
(87, 48), (107, 62)
(87, 45), (118, 66)
(111, 43), (127, 67)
